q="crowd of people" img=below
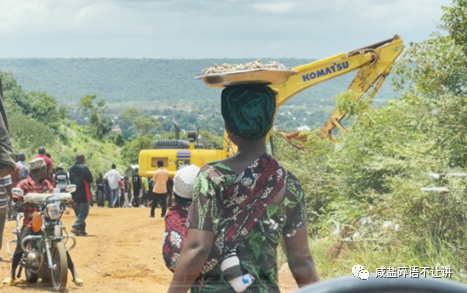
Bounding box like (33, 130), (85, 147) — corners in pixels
(96, 163), (171, 216)
(0, 148), (174, 234)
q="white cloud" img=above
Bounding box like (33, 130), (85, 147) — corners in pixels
(251, 2), (295, 13)
(0, 0), (453, 58)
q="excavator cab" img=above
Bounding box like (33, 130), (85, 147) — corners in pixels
(139, 123), (227, 178)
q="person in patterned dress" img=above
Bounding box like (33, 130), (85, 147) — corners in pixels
(167, 85), (319, 293)
(164, 164), (256, 292)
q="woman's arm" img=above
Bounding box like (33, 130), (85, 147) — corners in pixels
(284, 226), (319, 287)
(167, 229), (214, 293)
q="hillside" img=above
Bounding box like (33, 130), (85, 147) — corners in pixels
(62, 121), (125, 174)
(1, 69), (124, 176)
(0, 58), (397, 110)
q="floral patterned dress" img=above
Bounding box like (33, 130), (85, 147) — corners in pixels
(186, 155), (307, 293)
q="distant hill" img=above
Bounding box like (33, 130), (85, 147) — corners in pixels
(0, 58), (398, 110)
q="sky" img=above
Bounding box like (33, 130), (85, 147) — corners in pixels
(0, 0), (453, 59)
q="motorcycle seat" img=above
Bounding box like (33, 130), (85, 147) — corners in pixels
(24, 193), (72, 204)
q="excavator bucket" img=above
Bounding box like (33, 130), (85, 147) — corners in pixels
(280, 131), (306, 151)
(280, 130), (336, 151)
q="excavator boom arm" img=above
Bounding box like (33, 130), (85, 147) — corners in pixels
(223, 35), (404, 155)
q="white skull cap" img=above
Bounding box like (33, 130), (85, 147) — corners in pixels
(29, 158), (46, 171)
(173, 164), (201, 199)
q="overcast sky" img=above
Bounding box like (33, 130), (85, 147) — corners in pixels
(0, 0), (452, 59)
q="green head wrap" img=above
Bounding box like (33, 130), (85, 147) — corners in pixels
(221, 85), (276, 140)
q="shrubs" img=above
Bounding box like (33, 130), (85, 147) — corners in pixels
(275, 4), (467, 279)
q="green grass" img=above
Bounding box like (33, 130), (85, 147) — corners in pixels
(54, 121), (125, 176)
(306, 236), (467, 282)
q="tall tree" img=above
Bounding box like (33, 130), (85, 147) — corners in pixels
(77, 94), (112, 140)
(122, 107), (141, 124)
(133, 116), (161, 136)
(441, 0), (467, 56)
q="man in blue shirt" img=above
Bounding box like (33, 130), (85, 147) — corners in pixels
(16, 153), (28, 180)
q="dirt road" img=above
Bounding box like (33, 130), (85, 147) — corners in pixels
(1, 207), (298, 293)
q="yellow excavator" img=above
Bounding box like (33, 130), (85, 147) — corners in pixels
(139, 35), (404, 177)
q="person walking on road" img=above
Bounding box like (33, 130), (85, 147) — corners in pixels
(148, 178), (156, 207)
(142, 176), (149, 207)
(167, 85), (319, 292)
(95, 173), (105, 207)
(16, 153), (29, 181)
(119, 177), (125, 207)
(131, 168), (143, 208)
(69, 153), (93, 236)
(0, 174), (12, 261)
(122, 176), (130, 207)
(104, 164), (120, 208)
(150, 160), (169, 218)
(55, 163), (69, 192)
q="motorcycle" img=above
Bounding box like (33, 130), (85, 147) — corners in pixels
(7, 185), (77, 292)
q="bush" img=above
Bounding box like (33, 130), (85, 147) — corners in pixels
(121, 135), (153, 164)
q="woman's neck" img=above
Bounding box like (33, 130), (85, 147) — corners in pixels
(235, 140), (267, 160)
(235, 147), (266, 160)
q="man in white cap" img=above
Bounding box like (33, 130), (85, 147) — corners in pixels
(54, 163), (69, 192)
(173, 165), (200, 204)
(162, 165), (199, 271)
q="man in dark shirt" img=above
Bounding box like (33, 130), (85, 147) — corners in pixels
(131, 168), (142, 208)
(69, 153), (93, 236)
(95, 173), (105, 207)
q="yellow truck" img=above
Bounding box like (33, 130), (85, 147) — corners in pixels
(139, 35), (404, 178)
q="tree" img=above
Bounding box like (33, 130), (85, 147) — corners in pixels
(77, 94), (96, 114)
(441, 0), (467, 56)
(6, 100), (55, 151)
(58, 106), (69, 120)
(114, 133), (125, 147)
(122, 107), (141, 124)
(121, 135), (153, 164)
(198, 130), (223, 149)
(27, 91), (62, 131)
(133, 116), (161, 136)
(0, 71), (31, 113)
(77, 94), (111, 140)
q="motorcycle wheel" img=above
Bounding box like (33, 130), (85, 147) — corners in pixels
(50, 242), (68, 292)
(24, 241), (41, 283)
(25, 267), (39, 283)
(41, 269), (52, 287)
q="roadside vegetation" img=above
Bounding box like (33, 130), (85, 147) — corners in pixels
(1, 71), (124, 176)
(275, 0), (467, 282)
